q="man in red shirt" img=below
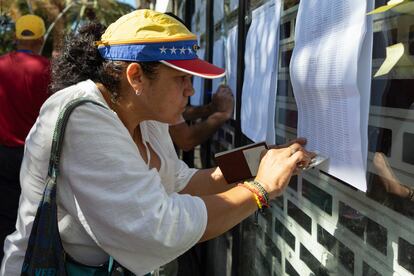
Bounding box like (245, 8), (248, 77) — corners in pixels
(0, 14), (50, 261)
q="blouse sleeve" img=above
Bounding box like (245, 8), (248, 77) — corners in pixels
(174, 159), (198, 192)
(59, 104), (207, 274)
(151, 120), (198, 193)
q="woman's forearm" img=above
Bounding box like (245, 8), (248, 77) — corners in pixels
(199, 185), (257, 242)
(180, 167), (235, 196)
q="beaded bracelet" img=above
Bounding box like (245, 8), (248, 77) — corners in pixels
(238, 182), (269, 208)
(244, 180), (270, 206)
(253, 193), (263, 210)
(237, 183), (266, 211)
(248, 183), (269, 208)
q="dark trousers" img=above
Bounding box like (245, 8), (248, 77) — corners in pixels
(0, 145), (23, 262)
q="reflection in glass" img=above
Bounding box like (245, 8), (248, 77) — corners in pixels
(278, 108), (297, 129)
(285, 259), (299, 276)
(402, 133), (414, 165)
(317, 225), (354, 273)
(398, 237), (414, 274)
(372, 28), (398, 59)
(280, 21), (291, 40)
(367, 152), (414, 221)
(367, 126), (392, 157)
(338, 202), (388, 255)
(275, 217), (295, 250)
(272, 195), (284, 211)
(287, 201), (311, 233)
(264, 234), (281, 264)
(363, 261), (382, 276)
(283, 0), (300, 11)
(302, 178), (333, 215)
(409, 25), (414, 55)
(370, 79), (414, 109)
(300, 244), (329, 276)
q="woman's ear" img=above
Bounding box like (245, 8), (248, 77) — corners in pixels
(126, 63), (145, 91)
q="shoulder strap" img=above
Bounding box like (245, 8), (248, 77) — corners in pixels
(21, 97), (109, 276)
(48, 97), (108, 178)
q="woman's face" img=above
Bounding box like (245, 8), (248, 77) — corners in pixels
(143, 64), (194, 124)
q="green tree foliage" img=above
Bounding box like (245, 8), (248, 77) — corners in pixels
(0, 0), (135, 56)
(0, 15), (15, 55)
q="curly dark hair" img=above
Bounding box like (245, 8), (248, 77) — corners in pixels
(50, 22), (159, 97)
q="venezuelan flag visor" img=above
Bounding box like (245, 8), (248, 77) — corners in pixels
(96, 10), (225, 79)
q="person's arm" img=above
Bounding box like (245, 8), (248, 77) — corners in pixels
(179, 143), (313, 242)
(198, 145), (307, 241)
(182, 84), (234, 121)
(170, 85), (234, 151)
(64, 104), (310, 267)
(179, 138), (313, 196)
(373, 152), (413, 198)
(182, 103), (215, 121)
(169, 111), (230, 151)
(180, 167), (234, 196)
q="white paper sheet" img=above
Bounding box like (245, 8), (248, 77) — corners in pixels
(225, 26), (238, 97)
(241, 0), (281, 144)
(358, 0), (374, 171)
(290, 0), (373, 192)
(192, 1), (205, 34)
(229, 0), (239, 11)
(214, 0), (224, 24)
(191, 15), (196, 33)
(199, 6), (206, 33)
(212, 38), (225, 93)
(191, 48), (205, 106)
(225, 25), (238, 118)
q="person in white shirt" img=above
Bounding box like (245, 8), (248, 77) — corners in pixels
(1, 10), (312, 275)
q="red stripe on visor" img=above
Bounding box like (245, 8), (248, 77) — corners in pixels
(161, 58), (225, 79)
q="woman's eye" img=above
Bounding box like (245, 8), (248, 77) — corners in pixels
(181, 76), (190, 83)
(178, 75), (191, 85)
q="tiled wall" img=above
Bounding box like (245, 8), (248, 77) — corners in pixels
(179, 0), (414, 275)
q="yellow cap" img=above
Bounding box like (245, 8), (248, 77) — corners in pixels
(97, 9), (225, 79)
(98, 9), (196, 46)
(15, 14), (46, 40)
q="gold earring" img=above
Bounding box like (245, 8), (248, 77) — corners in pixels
(110, 92), (119, 104)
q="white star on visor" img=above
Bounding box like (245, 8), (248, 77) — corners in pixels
(159, 46), (167, 54)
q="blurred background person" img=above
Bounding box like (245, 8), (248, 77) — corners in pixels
(0, 14), (50, 262)
(169, 84), (234, 151)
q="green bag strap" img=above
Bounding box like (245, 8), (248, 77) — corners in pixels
(47, 97), (108, 179)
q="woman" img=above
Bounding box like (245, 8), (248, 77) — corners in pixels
(1, 10), (310, 275)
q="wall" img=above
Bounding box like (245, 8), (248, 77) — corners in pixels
(177, 0), (414, 275)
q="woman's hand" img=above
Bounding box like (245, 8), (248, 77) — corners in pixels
(255, 143), (311, 199)
(269, 137), (315, 170)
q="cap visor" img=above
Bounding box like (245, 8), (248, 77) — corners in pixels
(160, 59), (225, 79)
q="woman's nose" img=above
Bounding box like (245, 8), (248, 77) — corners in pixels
(186, 87), (195, 96)
(184, 79), (194, 96)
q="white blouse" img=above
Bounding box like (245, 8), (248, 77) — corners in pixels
(1, 80), (207, 276)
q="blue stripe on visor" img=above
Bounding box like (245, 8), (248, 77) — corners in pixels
(98, 40), (199, 62)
